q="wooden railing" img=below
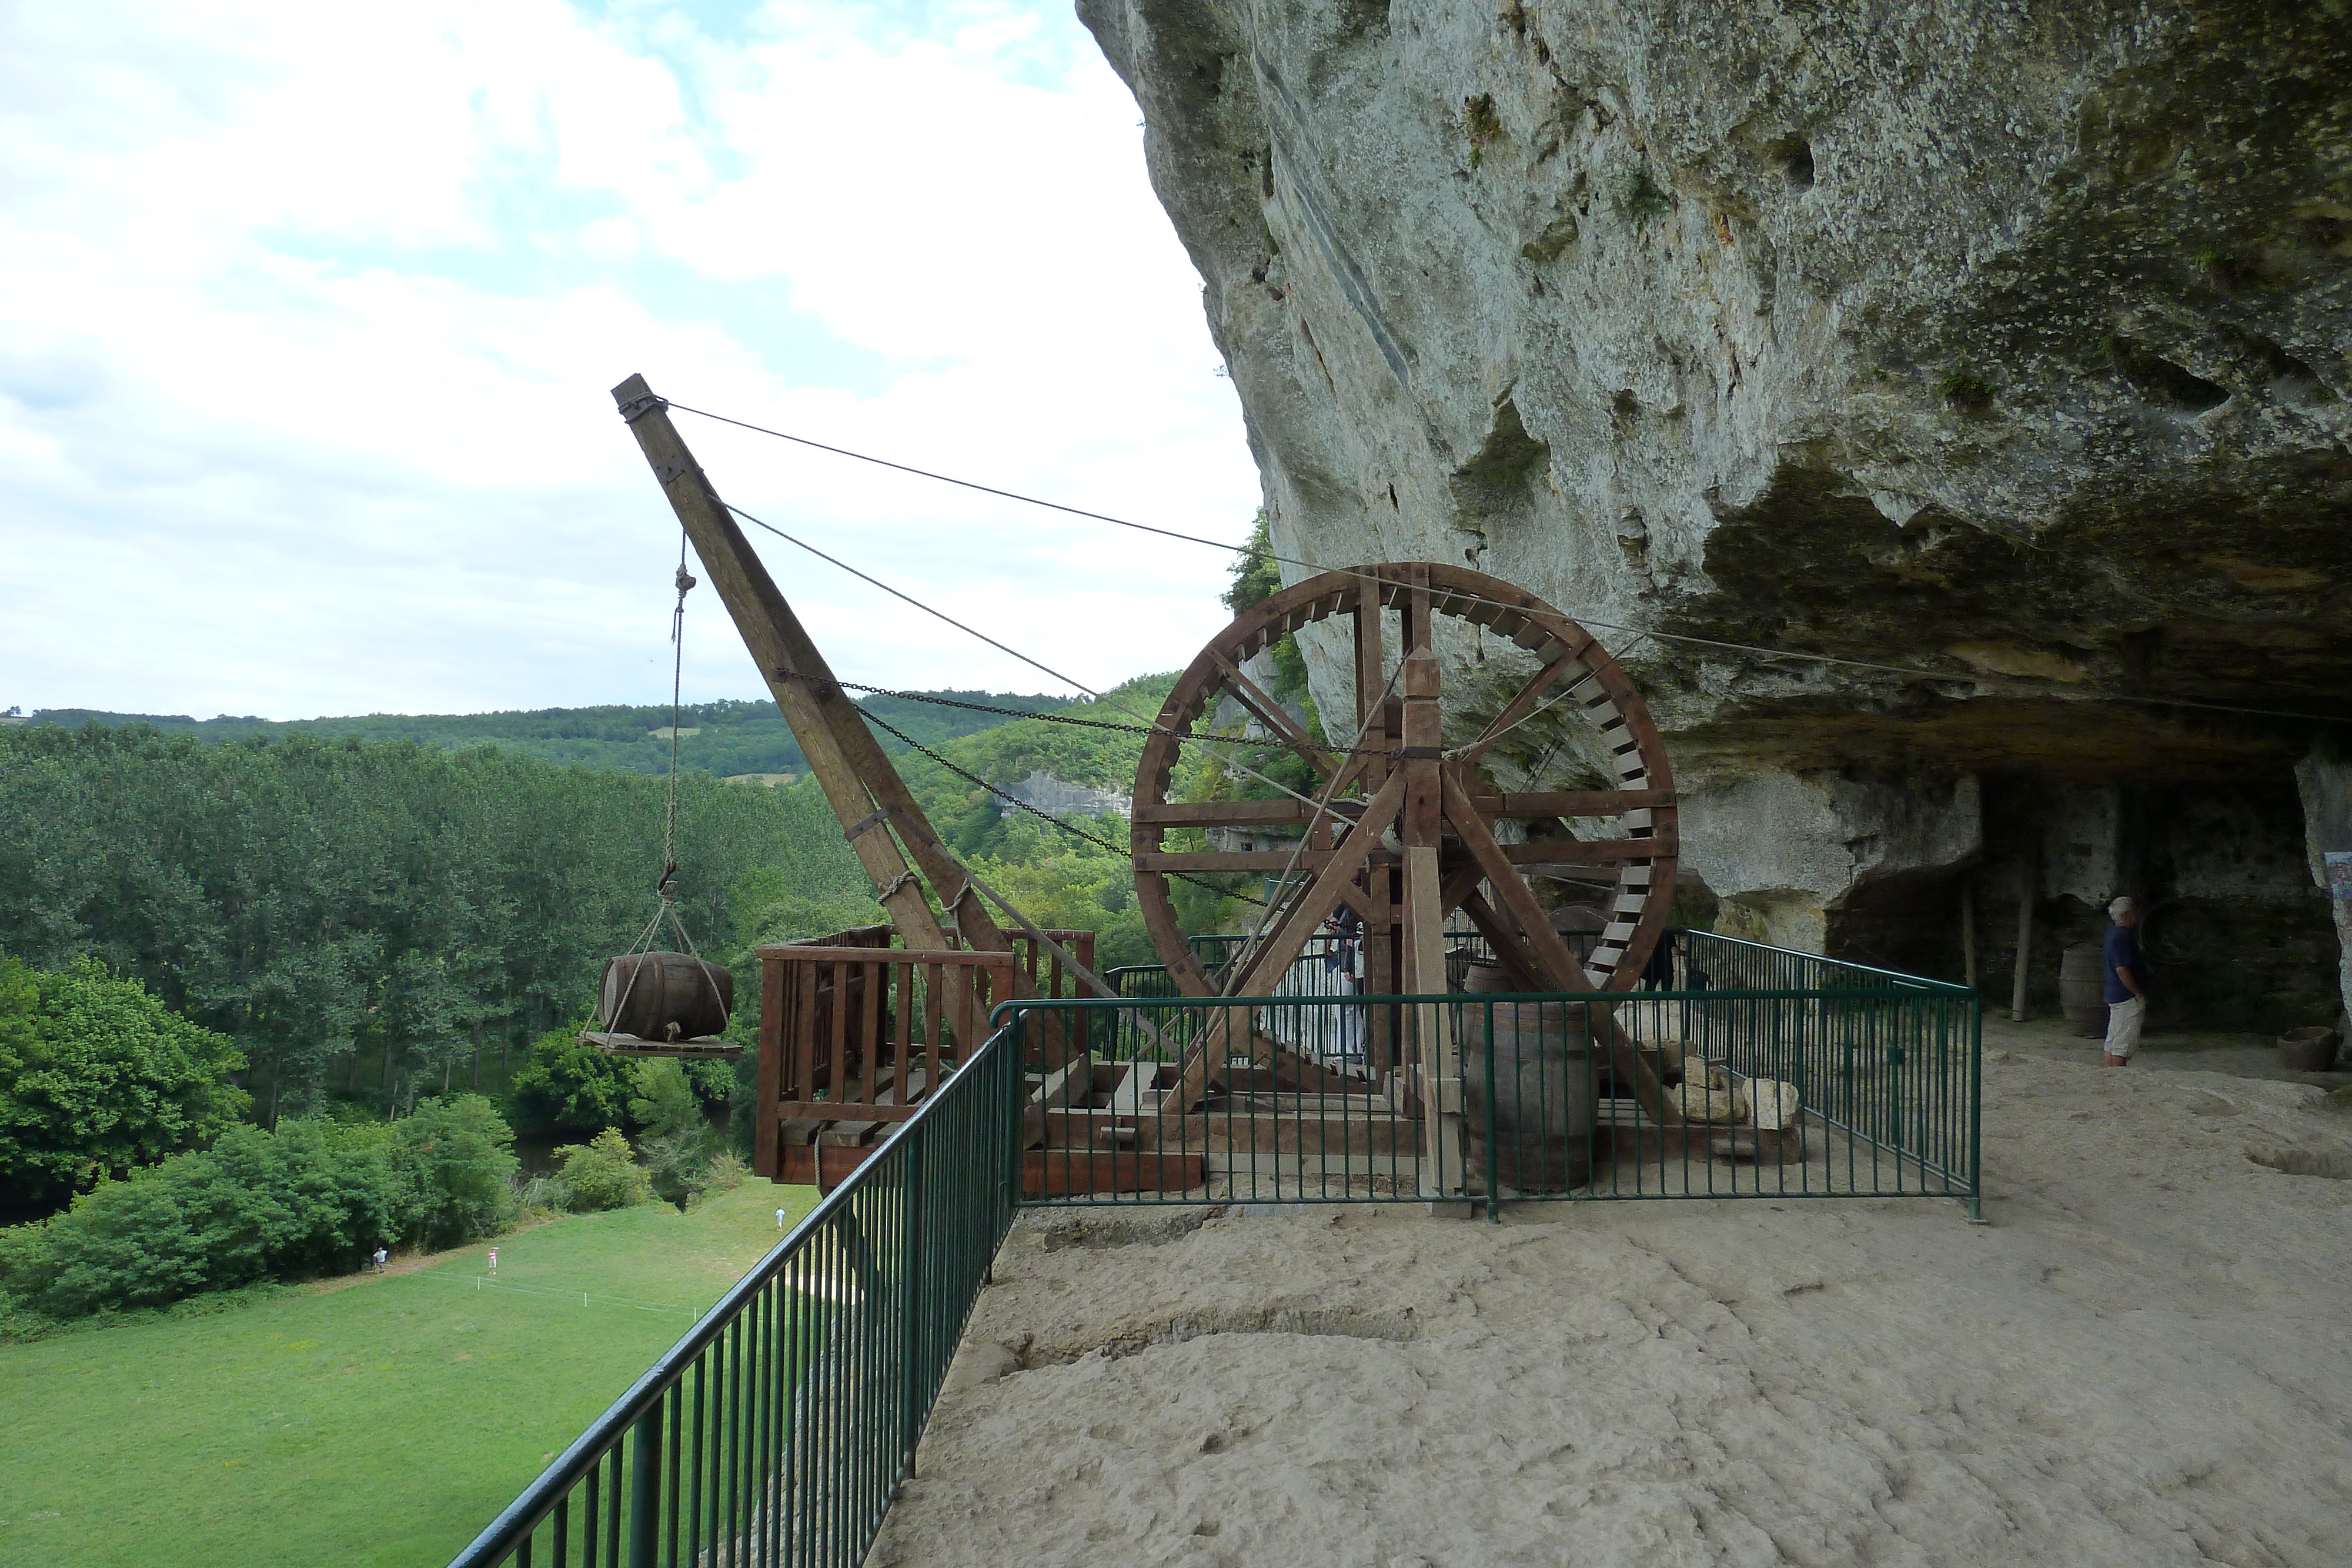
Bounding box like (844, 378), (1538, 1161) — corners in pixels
(754, 925), (1096, 1188)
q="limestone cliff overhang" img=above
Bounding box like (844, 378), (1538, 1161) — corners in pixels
(1080, 0), (2351, 782)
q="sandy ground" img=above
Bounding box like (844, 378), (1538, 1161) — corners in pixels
(870, 1019), (2352, 1567)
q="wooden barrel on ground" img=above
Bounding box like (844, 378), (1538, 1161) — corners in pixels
(1462, 961), (1514, 995)
(600, 951), (733, 1042)
(2058, 943), (2108, 1037)
(1458, 994), (1595, 1195)
(2277, 1027), (2339, 1072)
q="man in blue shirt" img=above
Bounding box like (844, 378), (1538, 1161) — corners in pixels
(2102, 895), (2147, 1067)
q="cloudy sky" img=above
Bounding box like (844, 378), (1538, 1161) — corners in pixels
(1, 0), (1259, 720)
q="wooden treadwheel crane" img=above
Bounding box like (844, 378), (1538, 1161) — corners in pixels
(609, 373), (1684, 1189)
(612, 376), (1125, 1184)
(609, 378), (1085, 1024)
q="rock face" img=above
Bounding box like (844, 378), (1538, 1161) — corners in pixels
(1082, 0), (2351, 1026)
(1000, 768), (1135, 821)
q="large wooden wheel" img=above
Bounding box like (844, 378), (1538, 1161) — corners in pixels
(1130, 562), (1678, 1005)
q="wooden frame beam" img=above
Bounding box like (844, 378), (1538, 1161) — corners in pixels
(1439, 770), (1673, 1125)
(1205, 648), (1338, 778)
(1452, 644), (1588, 767)
(1147, 770), (1409, 1128)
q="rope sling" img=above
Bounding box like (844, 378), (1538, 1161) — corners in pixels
(586, 537), (740, 1059)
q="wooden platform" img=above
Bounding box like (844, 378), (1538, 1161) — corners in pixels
(1008, 1051), (1419, 1196)
(1594, 1098), (1808, 1165)
(580, 1031), (743, 1059)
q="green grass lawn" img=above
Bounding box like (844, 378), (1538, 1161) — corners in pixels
(0, 1181), (820, 1568)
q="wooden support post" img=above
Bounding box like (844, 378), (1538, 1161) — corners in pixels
(614, 380), (947, 942)
(2010, 838), (2037, 1022)
(1398, 570), (1462, 1205)
(1352, 582), (1396, 1086)
(1455, 887), (1544, 991)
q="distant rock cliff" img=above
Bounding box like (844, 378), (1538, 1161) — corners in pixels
(1084, 0), (2351, 1027)
(1000, 768), (1135, 821)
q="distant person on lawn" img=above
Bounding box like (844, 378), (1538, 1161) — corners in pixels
(487, 1248), (499, 1275)
(2103, 896), (2147, 1068)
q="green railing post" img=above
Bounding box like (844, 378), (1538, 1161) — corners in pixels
(1483, 1001), (1500, 1223)
(901, 1123), (926, 1480)
(1967, 992), (1986, 1222)
(627, 1403), (662, 1568)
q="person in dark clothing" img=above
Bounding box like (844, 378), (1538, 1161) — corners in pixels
(2102, 895), (2147, 1067)
(1322, 905), (1362, 989)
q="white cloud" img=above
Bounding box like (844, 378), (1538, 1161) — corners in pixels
(0, 0), (1257, 719)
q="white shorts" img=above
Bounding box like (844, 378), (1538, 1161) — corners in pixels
(2104, 996), (2146, 1059)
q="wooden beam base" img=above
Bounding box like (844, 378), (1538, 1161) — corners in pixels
(1023, 1148), (1207, 1198)
(582, 1031), (743, 1059)
(1137, 1114), (1422, 1159)
(776, 1142), (878, 1190)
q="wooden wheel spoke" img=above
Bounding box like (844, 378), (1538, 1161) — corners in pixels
(1438, 776), (1588, 993)
(1496, 839), (1673, 867)
(1454, 646), (1585, 766)
(1133, 798), (1341, 827)
(1205, 648), (1338, 778)
(1151, 771), (1410, 1119)
(1466, 788), (1673, 818)
(1437, 861), (1484, 917)
(1225, 770), (1409, 997)
(1439, 772), (1673, 1123)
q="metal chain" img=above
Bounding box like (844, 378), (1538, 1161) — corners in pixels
(831, 679), (1406, 759)
(853, 707), (1268, 908)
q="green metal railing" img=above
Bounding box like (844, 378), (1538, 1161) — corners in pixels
(445, 1024), (1022, 1568)
(1004, 929), (1980, 1218)
(454, 931), (1978, 1563)
(1643, 931), (1981, 1193)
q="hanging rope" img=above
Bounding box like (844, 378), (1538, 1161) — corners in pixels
(662, 532), (694, 898)
(594, 537), (730, 1048)
(825, 679), (1420, 760)
(662, 396), (2352, 728)
(732, 507), (1364, 819)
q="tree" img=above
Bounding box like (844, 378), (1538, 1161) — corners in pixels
(508, 1024), (637, 1132)
(392, 1095), (517, 1248)
(552, 1128), (654, 1211)
(1222, 508), (1283, 617)
(0, 958), (249, 1215)
(1215, 509), (1318, 733)
(685, 1059), (735, 1105)
(629, 1060), (716, 1208)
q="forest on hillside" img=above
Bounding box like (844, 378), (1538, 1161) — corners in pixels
(0, 724), (879, 1132)
(0, 672), (1209, 1152)
(24, 688), (1078, 779)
